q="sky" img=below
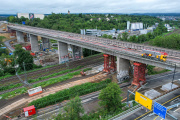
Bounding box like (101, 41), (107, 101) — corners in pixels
(0, 0), (180, 14)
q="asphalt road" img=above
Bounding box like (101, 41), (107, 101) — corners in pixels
(4, 39), (16, 52)
(121, 72), (180, 120)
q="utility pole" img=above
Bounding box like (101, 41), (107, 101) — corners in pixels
(171, 64), (176, 90)
(23, 62), (27, 81)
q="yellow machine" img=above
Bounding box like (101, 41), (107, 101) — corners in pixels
(5, 58), (12, 65)
(142, 49), (167, 62)
(2, 27), (5, 31)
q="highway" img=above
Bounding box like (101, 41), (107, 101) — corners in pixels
(8, 24), (180, 71)
(112, 71), (180, 120)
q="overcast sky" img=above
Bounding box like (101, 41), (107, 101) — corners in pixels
(0, 0), (179, 14)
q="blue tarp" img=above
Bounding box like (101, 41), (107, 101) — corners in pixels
(9, 53), (13, 55)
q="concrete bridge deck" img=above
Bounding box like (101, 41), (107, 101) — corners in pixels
(8, 24), (180, 71)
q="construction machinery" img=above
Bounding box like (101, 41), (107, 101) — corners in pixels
(2, 27), (5, 31)
(5, 58), (12, 65)
(80, 70), (86, 76)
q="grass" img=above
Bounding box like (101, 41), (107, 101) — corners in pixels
(0, 68), (92, 99)
(0, 53), (102, 80)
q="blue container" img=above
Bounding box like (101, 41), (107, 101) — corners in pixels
(9, 53), (13, 56)
(1, 47), (6, 49)
(22, 21), (26, 25)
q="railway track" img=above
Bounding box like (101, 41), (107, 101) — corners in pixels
(17, 81), (131, 120)
(0, 54), (103, 84)
(0, 58), (104, 95)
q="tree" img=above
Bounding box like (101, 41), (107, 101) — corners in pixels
(98, 82), (123, 112)
(102, 34), (108, 38)
(121, 32), (129, 41)
(13, 45), (33, 71)
(117, 34), (121, 40)
(63, 96), (84, 120)
(107, 35), (112, 39)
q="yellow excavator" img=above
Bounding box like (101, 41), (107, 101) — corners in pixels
(5, 58), (12, 65)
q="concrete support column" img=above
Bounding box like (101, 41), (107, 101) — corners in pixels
(58, 41), (68, 64)
(42, 37), (50, 50)
(16, 31), (24, 43)
(70, 45), (83, 60)
(117, 57), (130, 82)
(30, 34), (39, 52)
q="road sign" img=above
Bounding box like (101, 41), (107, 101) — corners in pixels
(153, 102), (167, 119)
(135, 91), (153, 110)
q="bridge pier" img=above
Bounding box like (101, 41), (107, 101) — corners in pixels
(42, 37), (50, 50)
(117, 57), (130, 82)
(70, 45), (83, 60)
(16, 31), (25, 43)
(58, 41), (69, 64)
(131, 62), (146, 89)
(30, 34), (39, 52)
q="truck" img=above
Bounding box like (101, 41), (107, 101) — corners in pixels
(2, 27), (5, 31)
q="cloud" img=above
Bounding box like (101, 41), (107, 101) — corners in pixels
(0, 0), (179, 14)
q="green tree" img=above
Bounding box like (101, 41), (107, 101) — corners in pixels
(13, 45), (33, 71)
(117, 34), (121, 40)
(98, 82), (123, 112)
(107, 35), (112, 39)
(7, 16), (16, 22)
(56, 96), (84, 120)
(102, 34), (108, 38)
(121, 32), (129, 41)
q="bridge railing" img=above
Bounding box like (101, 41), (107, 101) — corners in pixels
(8, 24), (180, 58)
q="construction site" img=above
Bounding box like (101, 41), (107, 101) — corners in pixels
(0, 23), (180, 120)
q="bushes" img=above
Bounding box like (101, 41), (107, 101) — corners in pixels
(0, 67), (92, 99)
(0, 87), (27, 99)
(150, 33), (180, 50)
(28, 66), (83, 83)
(0, 83), (23, 92)
(29, 79), (111, 109)
(32, 68), (89, 88)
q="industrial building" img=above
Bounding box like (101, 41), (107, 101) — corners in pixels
(164, 24), (173, 32)
(130, 22), (143, 30)
(17, 13), (45, 20)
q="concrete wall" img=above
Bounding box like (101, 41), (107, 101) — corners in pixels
(42, 37), (50, 50)
(70, 45), (83, 60)
(16, 31), (24, 43)
(58, 41), (68, 64)
(30, 34), (39, 52)
(117, 57), (130, 80)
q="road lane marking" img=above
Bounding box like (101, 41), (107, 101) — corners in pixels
(174, 107), (180, 112)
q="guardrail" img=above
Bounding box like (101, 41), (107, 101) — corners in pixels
(8, 24), (180, 57)
(109, 87), (180, 120)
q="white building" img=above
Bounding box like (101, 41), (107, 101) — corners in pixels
(127, 21), (130, 30)
(34, 14), (44, 19)
(17, 13), (44, 20)
(17, 13), (29, 19)
(131, 22), (143, 30)
(140, 29), (152, 35)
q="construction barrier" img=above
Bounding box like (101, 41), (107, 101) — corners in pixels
(28, 86), (42, 97)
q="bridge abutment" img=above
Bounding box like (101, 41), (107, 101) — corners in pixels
(58, 41), (69, 64)
(30, 34), (39, 52)
(42, 37), (50, 50)
(16, 31), (25, 43)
